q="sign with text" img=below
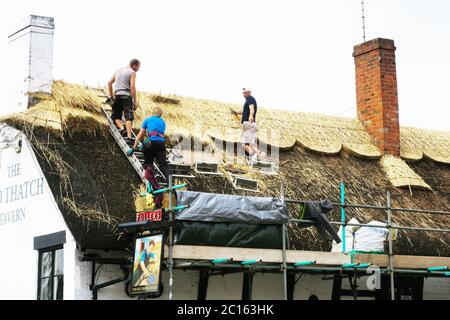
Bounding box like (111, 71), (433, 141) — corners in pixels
(136, 209), (163, 222)
(0, 130), (45, 228)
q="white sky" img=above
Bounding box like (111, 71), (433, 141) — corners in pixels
(0, 0), (449, 131)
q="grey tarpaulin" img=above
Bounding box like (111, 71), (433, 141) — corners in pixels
(175, 191), (289, 224)
(174, 191), (288, 249)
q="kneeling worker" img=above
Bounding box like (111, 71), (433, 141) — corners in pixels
(128, 107), (171, 181)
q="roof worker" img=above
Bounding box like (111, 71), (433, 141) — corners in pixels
(235, 88), (262, 162)
(108, 59), (141, 142)
(128, 106), (171, 182)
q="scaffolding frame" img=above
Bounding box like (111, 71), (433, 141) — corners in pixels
(284, 182), (450, 300)
(164, 182), (450, 300)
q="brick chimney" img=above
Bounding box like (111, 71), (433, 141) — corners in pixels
(353, 38), (400, 156)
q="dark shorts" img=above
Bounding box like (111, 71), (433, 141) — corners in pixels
(144, 140), (171, 181)
(111, 95), (134, 121)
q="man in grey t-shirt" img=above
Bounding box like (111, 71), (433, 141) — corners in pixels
(108, 59), (141, 141)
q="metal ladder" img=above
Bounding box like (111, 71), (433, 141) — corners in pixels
(95, 88), (167, 185)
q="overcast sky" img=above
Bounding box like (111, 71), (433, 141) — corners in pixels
(0, 0), (449, 131)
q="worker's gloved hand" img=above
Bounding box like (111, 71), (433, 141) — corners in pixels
(127, 148), (135, 157)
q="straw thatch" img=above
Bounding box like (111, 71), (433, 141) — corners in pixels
(1, 81), (109, 137)
(381, 155), (432, 190)
(28, 128), (141, 250)
(134, 95), (385, 157)
(1, 81), (449, 255)
(401, 127), (450, 164)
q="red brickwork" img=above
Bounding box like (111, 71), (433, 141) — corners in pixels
(353, 38), (400, 156)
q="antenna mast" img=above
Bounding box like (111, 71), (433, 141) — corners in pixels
(361, 0), (366, 42)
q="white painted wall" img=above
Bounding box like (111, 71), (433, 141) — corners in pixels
(75, 253), (122, 300)
(0, 124), (76, 300)
(5, 15), (54, 116)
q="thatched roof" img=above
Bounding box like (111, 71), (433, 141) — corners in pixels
(1, 81), (449, 256)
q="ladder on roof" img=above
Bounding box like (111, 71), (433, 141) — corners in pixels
(250, 159), (277, 175)
(225, 172), (260, 193)
(101, 105), (155, 182)
(96, 88), (166, 185)
(194, 162), (223, 176)
(168, 149), (223, 177)
(97, 88), (196, 182)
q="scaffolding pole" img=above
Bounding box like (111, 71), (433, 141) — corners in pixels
(173, 261), (450, 278)
(168, 175), (174, 300)
(387, 191), (395, 300)
(341, 181), (346, 253)
(280, 184), (288, 300)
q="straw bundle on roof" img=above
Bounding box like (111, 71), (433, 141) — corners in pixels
(1, 81), (107, 137)
(381, 155), (432, 190)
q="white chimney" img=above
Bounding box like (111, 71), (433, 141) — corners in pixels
(6, 15), (54, 115)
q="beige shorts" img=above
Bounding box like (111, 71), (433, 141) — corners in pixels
(241, 121), (257, 145)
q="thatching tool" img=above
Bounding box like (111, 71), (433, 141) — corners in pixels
(229, 107), (242, 123)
